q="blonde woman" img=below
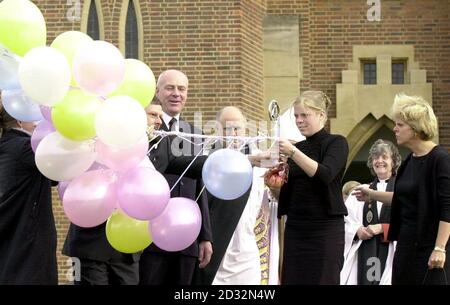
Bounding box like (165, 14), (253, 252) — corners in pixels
(269, 91), (349, 284)
(354, 94), (450, 285)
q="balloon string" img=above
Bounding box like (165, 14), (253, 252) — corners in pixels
(146, 135), (167, 155)
(154, 130), (279, 142)
(169, 138), (215, 193)
(194, 139), (236, 203)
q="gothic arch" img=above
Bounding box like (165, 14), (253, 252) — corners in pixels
(119, 0), (144, 60)
(346, 114), (394, 168)
(80, 0), (105, 40)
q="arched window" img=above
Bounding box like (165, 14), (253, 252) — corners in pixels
(87, 1), (100, 40)
(125, 0), (139, 59)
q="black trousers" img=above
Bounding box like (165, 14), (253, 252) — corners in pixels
(74, 258), (139, 285)
(139, 251), (197, 285)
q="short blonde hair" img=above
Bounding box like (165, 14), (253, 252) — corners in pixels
(342, 181), (361, 197)
(293, 90), (332, 122)
(392, 93), (438, 141)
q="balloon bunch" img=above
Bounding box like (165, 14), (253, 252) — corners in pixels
(0, 0), (201, 253)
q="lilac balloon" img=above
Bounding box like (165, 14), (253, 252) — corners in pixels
(63, 169), (117, 228)
(39, 105), (52, 122)
(150, 197), (202, 252)
(57, 180), (70, 200)
(116, 167), (170, 220)
(31, 120), (56, 152)
(95, 136), (149, 173)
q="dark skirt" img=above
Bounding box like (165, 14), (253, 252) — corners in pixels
(281, 217), (344, 285)
(393, 227), (449, 285)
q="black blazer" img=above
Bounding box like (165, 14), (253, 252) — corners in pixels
(388, 145), (450, 244)
(0, 129), (57, 284)
(145, 118), (212, 257)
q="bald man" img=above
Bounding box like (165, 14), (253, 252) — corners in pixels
(139, 70), (213, 285)
(194, 106), (268, 285)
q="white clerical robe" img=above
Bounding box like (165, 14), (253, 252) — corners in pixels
(340, 181), (396, 285)
(213, 167), (267, 285)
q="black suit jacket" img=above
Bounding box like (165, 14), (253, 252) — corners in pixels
(0, 130), (57, 284)
(145, 118), (212, 257)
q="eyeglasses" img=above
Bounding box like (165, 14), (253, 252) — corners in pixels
(223, 126), (244, 133)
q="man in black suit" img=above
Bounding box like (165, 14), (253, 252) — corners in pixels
(61, 105), (169, 285)
(139, 69), (213, 285)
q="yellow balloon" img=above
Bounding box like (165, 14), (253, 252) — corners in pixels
(106, 210), (152, 253)
(0, 0), (47, 56)
(52, 89), (102, 141)
(50, 31), (93, 86)
(110, 59), (156, 108)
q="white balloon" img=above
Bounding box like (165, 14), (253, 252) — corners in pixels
(95, 96), (147, 148)
(18, 46), (71, 106)
(35, 132), (97, 181)
(202, 149), (253, 200)
(72, 40), (125, 96)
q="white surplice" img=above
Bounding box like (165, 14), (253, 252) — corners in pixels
(212, 167), (267, 285)
(340, 181), (396, 285)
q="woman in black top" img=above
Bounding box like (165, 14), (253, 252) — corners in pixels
(270, 90), (349, 284)
(0, 104), (57, 284)
(355, 93), (450, 285)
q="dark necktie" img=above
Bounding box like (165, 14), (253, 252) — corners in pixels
(168, 117), (177, 131)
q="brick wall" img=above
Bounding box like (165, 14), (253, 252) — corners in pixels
(36, 0), (269, 283)
(27, 0), (450, 284)
(267, 0), (450, 149)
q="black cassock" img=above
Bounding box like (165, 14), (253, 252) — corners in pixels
(357, 178), (394, 285)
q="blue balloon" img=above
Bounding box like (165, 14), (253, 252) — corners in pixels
(1, 89), (43, 122)
(202, 148), (253, 200)
(0, 44), (21, 90)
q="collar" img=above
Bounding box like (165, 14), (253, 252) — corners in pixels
(162, 112), (181, 130)
(12, 127), (32, 136)
(305, 127), (328, 142)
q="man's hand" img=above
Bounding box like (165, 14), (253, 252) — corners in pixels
(198, 241), (213, 269)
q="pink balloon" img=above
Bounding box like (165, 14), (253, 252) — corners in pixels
(116, 167), (170, 220)
(95, 136), (149, 173)
(150, 197), (202, 252)
(31, 119), (56, 152)
(57, 180), (70, 200)
(39, 105), (52, 122)
(63, 169), (118, 228)
(87, 161), (107, 171)
(138, 157), (155, 170)
(73, 40), (125, 96)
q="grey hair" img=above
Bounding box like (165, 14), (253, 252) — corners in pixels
(366, 139), (402, 177)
